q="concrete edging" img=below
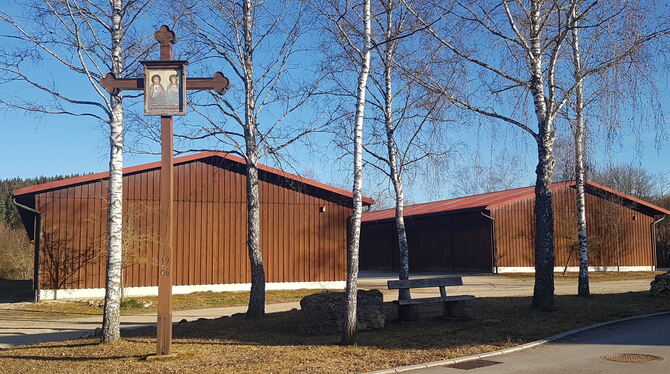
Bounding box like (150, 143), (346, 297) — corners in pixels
(362, 311), (670, 374)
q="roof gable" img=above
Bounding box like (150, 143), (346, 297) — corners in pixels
(13, 152), (374, 205)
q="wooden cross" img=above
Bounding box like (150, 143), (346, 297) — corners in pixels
(100, 25), (230, 357)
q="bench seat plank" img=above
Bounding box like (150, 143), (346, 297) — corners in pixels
(388, 277), (463, 289)
(394, 295), (475, 305)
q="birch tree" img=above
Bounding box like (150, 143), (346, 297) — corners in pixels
(563, 0), (669, 296)
(402, 0), (578, 309)
(178, 0), (321, 317)
(378, 0), (409, 297)
(570, 4), (589, 296)
(0, 0), (152, 341)
(366, 0), (452, 300)
(405, 0), (669, 309)
(343, 0), (371, 346)
(309, 0), (372, 345)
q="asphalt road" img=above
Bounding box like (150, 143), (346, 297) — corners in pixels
(407, 313), (670, 374)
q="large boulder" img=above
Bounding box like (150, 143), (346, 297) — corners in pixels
(650, 271), (670, 296)
(300, 289), (385, 334)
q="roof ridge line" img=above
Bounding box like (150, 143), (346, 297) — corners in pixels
(13, 151), (375, 205)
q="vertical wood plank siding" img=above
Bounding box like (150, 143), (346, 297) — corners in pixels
(492, 186), (654, 268)
(34, 158), (349, 290)
(360, 186), (655, 272)
(360, 212), (493, 272)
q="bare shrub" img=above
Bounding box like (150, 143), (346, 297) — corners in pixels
(0, 225), (33, 280)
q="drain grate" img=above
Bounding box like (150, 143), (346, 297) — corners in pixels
(601, 353), (664, 363)
(445, 359), (502, 370)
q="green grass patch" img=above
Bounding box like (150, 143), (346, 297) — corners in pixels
(0, 289), (327, 320)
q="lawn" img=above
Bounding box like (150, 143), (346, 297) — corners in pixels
(1, 292), (668, 374)
(0, 289), (326, 320)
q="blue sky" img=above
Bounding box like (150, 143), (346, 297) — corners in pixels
(2, 92), (666, 203)
(1, 3), (668, 205)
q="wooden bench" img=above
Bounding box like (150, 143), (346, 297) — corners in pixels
(387, 277), (475, 321)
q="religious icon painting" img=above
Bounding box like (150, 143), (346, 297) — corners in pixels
(142, 60), (188, 116)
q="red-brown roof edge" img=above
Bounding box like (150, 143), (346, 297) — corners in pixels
(584, 180), (670, 215)
(12, 151), (375, 205)
(362, 180), (669, 223)
(485, 180), (670, 215)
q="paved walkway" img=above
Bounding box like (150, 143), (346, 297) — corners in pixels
(359, 271), (652, 300)
(0, 272), (654, 349)
(405, 313), (670, 374)
(0, 301), (300, 349)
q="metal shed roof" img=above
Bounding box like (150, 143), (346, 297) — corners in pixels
(362, 180), (670, 223)
(13, 151), (375, 205)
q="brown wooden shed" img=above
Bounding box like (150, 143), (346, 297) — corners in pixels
(13, 152), (373, 300)
(360, 181), (669, 273)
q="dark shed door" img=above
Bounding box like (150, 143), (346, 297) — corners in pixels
(405, 215), (452, 271)
(451, 212), (493, 272)
(360, 221), (397, 270)
(360, 212), (492, 273)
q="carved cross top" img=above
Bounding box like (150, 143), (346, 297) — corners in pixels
(99, 25), (230, 96)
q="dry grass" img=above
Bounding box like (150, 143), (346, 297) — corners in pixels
(1, 292), (668, 374)
(0, 226), (33, 280)
(0, 289), (326, 320)
(500, 271), (664, 282)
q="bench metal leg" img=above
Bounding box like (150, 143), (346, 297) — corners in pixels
(398, 304), (419, 322)
(444, 300), (467, 319)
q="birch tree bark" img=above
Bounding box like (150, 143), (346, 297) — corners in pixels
(102, 0), (126, 340)
(239, 0), (266, 318)
(570, 7), (589, 297)
(342, 0), (372, 345)
(243, 12), (266, 313)
(527, 1), (556, 309)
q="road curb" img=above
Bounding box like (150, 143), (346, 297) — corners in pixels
(362, 311), (670, 374)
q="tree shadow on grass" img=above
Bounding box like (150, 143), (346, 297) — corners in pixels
(0, 341), (146, 361)
(122, 292), (669, 351)
(1, 353), (145, 362)
(0, 342), (95, 351)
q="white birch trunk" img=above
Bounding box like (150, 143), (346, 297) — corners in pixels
(528, 0), (556, 310)
(342, 0), (371, 345)
(381, 0), (410, 300)
(101, 0), (124, 343)
(245, 141), (265, 318)
(242, 0), (266, 318)
(571, 10), (590, 297)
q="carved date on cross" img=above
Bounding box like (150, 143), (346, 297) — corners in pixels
(160, 256), (170, 276)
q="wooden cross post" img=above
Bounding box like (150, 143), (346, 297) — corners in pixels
(100, 25), (229, 357)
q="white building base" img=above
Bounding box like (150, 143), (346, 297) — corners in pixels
(496, 266), (656, 273)
(39, 280), (346, 300)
